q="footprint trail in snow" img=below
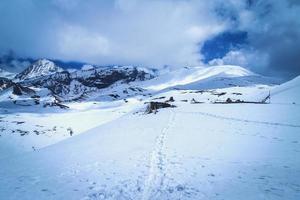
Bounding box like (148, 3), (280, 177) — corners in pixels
(142, 111), (176, 200)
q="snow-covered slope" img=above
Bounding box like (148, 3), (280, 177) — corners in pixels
(15, 59), (63, 80)
(1, 100), (299, 199)
(270, 75), (300, 104)
(0, 64), (299, 200)
(140, 65), (277, 91)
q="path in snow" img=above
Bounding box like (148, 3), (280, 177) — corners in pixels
(142, 111), (176, 200)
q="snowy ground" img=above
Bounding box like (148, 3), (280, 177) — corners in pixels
(0, 99), (142, 159)
(0, 102), (299, 200)
(0, 69), (299, 199)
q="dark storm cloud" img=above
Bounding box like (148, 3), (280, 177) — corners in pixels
(247, 0), (300, 77)
(208, 0), (300, 78)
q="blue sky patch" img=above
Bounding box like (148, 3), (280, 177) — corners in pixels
(201, 31), (248, 63)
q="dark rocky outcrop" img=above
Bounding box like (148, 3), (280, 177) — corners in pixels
(146, 101), (175, 114)
(165, 96), (175, 102)
(43, 100), (69, 109)
(0, 77), (35, 96)
(0, 77), (13, 91)
(12, 83), (35, 96)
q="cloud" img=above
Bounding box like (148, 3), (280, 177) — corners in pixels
(0, 0), (227, 68)
(209, 50), (249, 66)
(209, 49), (269, 73)
(203, 0), (300, 77)
(243, 0), (300, 77)
(57, 25), (111, 62)
(0, 0), (299, 78)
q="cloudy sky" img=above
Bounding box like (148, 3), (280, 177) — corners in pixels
(0, 0), (299, 78)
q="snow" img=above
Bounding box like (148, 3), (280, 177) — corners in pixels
(270, 76), (300, 104)
(82, 65), (95, 71)
(15, 59), (63, 80)
(1, 102), (299, 199)
(0, 99), (141, 159)
(0, 65), (299, 200)
(141, 65), (255, 91)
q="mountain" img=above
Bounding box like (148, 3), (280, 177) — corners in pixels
(139, 65), (278, 91)
(15, 59), (63, 80)
(20, 65), (155, 101)
(1, 63), (279, 107)
(0, 62), (157, 107)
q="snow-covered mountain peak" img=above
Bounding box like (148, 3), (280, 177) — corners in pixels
(142, 65), (257, 91)
(209, 65), (255, 77)
(15, 59), (63, 80)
